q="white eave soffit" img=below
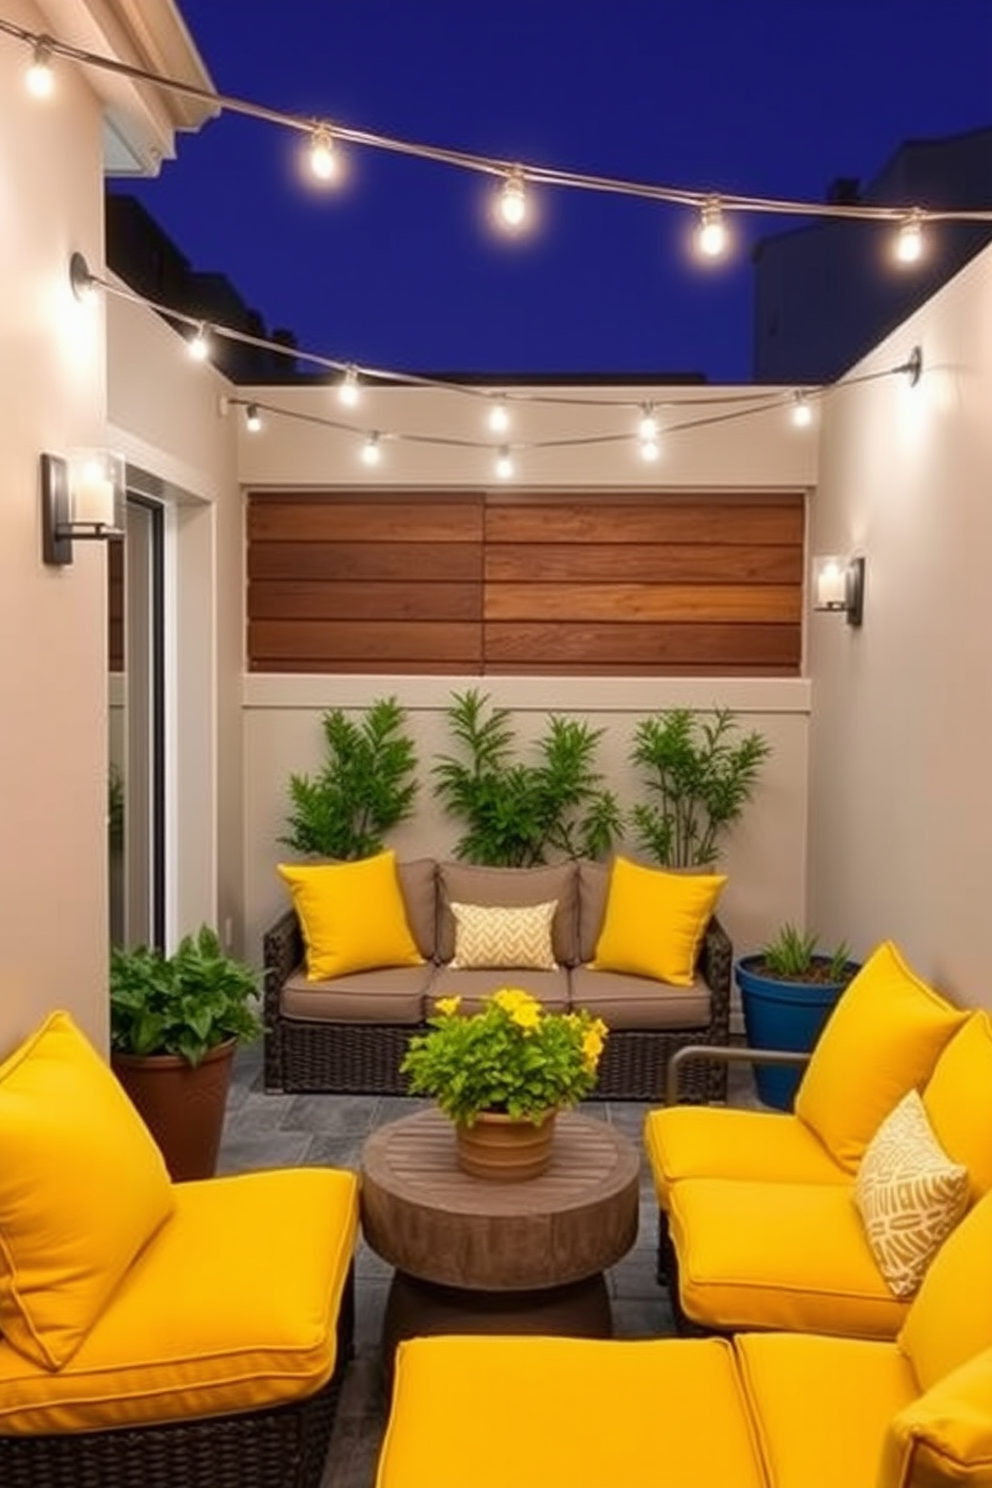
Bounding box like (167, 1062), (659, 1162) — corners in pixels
(37, 0), (218, 176)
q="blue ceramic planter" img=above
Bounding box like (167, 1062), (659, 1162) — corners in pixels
(734, 955), (860, 1111)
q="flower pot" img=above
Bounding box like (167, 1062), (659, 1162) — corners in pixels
(455, 1109), (557, 1181)
(111, 1038), (236, 1181)
(734, 956), (860, 1112)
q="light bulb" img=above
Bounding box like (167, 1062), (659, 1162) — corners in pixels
(696, 196), (727, 259)
(26, 40), (54, 98)
(338, 367), (361, 407)
(639, 438), (659, 463)
(895, 210), (923, 265)
(791, 392), (813, 428)
(637, 405), (658, 443)
(245, 403), (262, 433)
(187, 324), (210, 362)
(488, 397), (510, 434)
(495, 447), (514, 480)
(497, 171), (527, 230)
(361, 432), (382, 466)
(308, 125), (337, 183)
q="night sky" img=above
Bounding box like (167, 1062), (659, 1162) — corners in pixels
(122, 0), (992, 383)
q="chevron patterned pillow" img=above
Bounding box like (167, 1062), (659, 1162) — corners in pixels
(855, 1087), (969, 1299)
(449, 901), (558, 970)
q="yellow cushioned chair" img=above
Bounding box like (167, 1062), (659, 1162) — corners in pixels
(0, 1012), (360, 1488)
(376, 1190), (992, 1488)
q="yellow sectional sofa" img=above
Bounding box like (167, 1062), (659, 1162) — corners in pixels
(375, 1185), (992, 1488)
(643, 941), (992, 1338)
(0, 1011), (360, 1488)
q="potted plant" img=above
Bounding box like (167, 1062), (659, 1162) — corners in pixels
(110, 925), (262, 1181)
(735, 925), (861, 1111)
(628, 706), (772, 866)
(400, 989), (608, 1180)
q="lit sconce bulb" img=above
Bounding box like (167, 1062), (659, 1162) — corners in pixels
(495, 447), (514, 480)
(187, 323), (211, 362)
(497, 170), (527, 230)
(245, 403), (262, 433)
(338, 366), (361, 407)
(308, 125), (338, 183)
(791, 391), (813, 428)
(895, 209), (924, 265)
(361, 432), (382, 467)
(26, 39), (54, 98)
(639, 437), (660, 463)
(696, 196), (727, 259)
(637, 404), (659, 443)
(488, 397), (510, 434)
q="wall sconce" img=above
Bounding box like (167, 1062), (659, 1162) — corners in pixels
(41, 449), (125, 566)
(812, 554), (865, 627)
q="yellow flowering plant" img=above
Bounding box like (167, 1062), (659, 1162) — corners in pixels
(400, 988), (609, 1125)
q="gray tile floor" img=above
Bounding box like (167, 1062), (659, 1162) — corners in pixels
(218, 1043), (756, 1488)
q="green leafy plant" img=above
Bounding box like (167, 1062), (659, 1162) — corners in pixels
(110, 925), (261, 1065)
(401, 989), (608, 1124)
(756, 924), (855, 984)
(629, 706), (772, 867)
(282, 696), (418, 860)
(432, 688), (623, 866)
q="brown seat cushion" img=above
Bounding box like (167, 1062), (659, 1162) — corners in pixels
(569, 965), (712, 1031)
(281, 965), (433, 1024)
(428, 965), (571, 1014)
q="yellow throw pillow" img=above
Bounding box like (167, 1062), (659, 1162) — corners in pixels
(898, 1188), (992, 1393)
(590, 857), (726, 987)
(0, 1010), (175, 1370)
(449, 901), (558, 970)
(277, 850), (424, 981)
(794, 940), (967, 1172)
(854, 1089), (969, 1299)
(923, 1011), (992, 1202)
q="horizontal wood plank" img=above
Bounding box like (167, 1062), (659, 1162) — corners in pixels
(249, 619), (483, 664)
(248, 500), (484, 544)
(485, 501), (804, 546)
(486, 543), (802, 584)
(485, 583), (801, 624)
(249, 580), (481, 622)
(249, 542), (483, 582)
(485, 622), (800, 668)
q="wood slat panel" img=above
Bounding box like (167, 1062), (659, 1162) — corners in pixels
(485, 543), (802, 584)
(249, 580), (480, 622)
(485, 583), (801, 624)
(249, 620), (483, 664)
(249, 541), (483, 582)
(486, 623), (799, 667)
(247, 499), (484, 543)
(485, 501), (803, 546)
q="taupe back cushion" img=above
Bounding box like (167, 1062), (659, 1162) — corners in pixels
(436, 862), (579, 966)
(578, 858), (611, 964)
(397, 858), (438, 960)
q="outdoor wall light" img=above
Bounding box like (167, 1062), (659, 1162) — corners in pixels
(41, 449), (125, 566)
(811, 554), (865, 627)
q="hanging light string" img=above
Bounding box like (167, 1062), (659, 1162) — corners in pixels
(5, 16), (992, 231)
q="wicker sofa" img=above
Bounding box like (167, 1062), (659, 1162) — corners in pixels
(263, 856), (733, 1102)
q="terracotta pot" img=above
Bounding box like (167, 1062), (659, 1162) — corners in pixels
(111, 1038), (236, 1182)
(455, 1108), (557, 1182)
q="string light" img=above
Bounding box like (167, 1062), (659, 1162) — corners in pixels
(497, 170), (527, 230)
(639, 433), (660, 462)
(696, 196), (727, 259)
(495, 446), (514, 480)
(308, 124), (338, 182)
(245, 403), (262, 432)
(637, 404), (659, 443)
(791, 391), (813, 428)
(338, 366), (361, 406)
(488, 396), (510, 433)
(895, 208), (924, 265)
(25, 37), (53, 97)
(187, 323), (211, 362)
(361, 431), (382, 465)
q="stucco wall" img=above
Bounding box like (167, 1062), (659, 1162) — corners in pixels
(809, 243), (992, 1008)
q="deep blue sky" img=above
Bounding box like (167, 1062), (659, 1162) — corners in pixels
(123, 1), (992, 382)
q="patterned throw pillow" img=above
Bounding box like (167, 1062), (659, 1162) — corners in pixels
(855, 1088), (970, 1299)
(449, 901), (558, 970)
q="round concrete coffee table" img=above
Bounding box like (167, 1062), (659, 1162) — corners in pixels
(360, 1106), (640, 1360)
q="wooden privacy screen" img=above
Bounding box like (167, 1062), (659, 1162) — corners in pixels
(246, 489), (804, 675)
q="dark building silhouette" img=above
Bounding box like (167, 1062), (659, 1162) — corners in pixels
(752, 126), (992, 384)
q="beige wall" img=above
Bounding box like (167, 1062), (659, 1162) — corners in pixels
(0, 1), (110, 1053)
(809, 244), (992, 1009)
